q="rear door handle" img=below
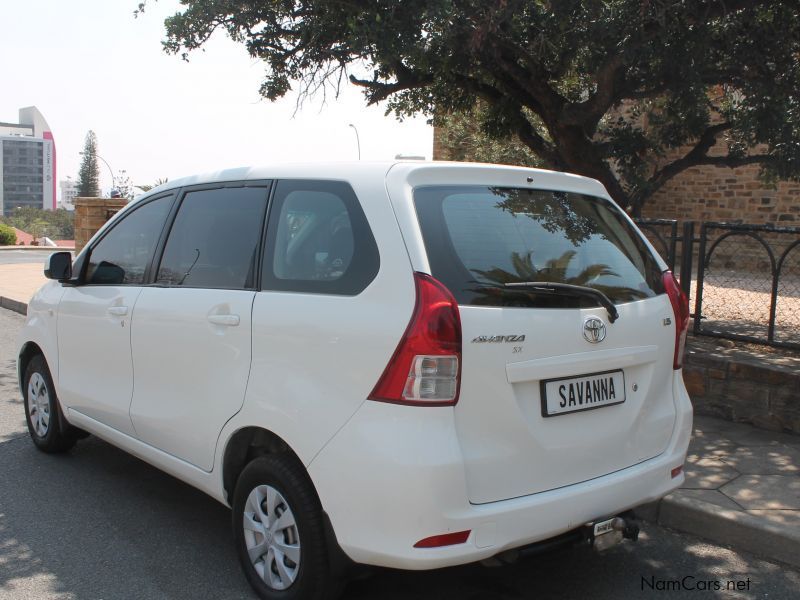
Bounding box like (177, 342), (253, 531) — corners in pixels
(207, 314), (240, 327)
(107, 306), (128, 317)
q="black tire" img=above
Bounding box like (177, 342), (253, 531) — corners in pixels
(232, 455), (342, 600)
(23, 354), (78, 453)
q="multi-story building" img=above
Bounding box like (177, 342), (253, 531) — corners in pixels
(0, 107), (56, 216)
(59, 177), (77, 210)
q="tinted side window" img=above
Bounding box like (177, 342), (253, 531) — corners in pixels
(157, 186), (269, 290)
(85, 195), (173, 285)
(262, 180), (379, 295)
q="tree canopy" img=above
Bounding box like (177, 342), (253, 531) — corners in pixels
(0, 207), (75, 240)
(77, 130), (100, 198)
(148, 0), (800, 213)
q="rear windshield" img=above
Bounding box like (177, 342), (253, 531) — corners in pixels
(414, 186), (664, 308)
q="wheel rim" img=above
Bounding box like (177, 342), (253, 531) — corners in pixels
(243, 484), (301, 590)
(27, 372), (50, 438)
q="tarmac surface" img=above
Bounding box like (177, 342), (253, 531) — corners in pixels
(1, 308), (800, 599)
(0, 249), (54, 266)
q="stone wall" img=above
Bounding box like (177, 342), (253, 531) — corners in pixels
(73, 197), (128, 253)
(641, 151), (800, 227)
(683, 336), (800, 434)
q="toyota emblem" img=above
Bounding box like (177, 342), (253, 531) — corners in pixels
(583, 317), (607, 343)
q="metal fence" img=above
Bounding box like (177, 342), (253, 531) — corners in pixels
(635, 219), (678, 270)
(634, 218), (800, 350)
(694, 222), (800, 349)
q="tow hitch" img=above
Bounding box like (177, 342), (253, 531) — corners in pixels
(587, 511), (640, 552)
(481, 512), (640, 567)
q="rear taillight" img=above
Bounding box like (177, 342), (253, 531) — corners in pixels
(663, 271), (690, 370)
(369, 272), (461, 406)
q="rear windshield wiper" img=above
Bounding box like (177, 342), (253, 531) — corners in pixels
(503, 281), (619, 323)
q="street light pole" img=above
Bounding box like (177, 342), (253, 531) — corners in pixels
(79, 151), (115, 191)
(348, 123), (361, 160)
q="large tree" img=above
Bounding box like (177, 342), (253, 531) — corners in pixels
(147, 0), (800, 214)
(76, 130), (101, 197)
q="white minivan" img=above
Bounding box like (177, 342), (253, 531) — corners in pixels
(18, 162), (692, 600)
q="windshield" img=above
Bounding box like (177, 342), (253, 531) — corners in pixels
(414, 186), (664, 308)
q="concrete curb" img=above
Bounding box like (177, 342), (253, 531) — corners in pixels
(639, 493), (800, 569)
(0, 297), (27, 316)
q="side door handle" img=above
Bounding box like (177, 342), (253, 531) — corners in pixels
(207, 314), (240, 327)
(107, 306), (129, 317)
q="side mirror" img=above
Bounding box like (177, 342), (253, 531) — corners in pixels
(44, 252), (73, 282)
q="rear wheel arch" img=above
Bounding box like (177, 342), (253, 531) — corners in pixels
(222, 427), (305, 505)
(223, 427), (357, 590)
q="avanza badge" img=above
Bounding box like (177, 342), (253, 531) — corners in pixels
(471, 335), (526, 343)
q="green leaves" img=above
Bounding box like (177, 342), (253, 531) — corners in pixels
(77, 131), (101, 198)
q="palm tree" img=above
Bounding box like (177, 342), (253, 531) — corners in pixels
(470, 250), (647, 305)
(135, 178), (169, 193)
(473, 250), (615, 285)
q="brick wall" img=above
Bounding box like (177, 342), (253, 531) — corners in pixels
(642, 155), (800, 226)
(74, 197), (128, 253)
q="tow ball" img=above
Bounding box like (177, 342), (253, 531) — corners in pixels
(587, 511), (640, 552)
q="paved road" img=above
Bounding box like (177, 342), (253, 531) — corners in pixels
(0, 250), (54, 266)
(1, 308), (798, 600)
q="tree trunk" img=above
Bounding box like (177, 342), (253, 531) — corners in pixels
(546, 124), (632, 211)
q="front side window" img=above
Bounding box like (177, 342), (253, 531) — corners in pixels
(85, 195), (173, 285)
(156, 186), (269, 290)
(262, 180), (379, 295)
(414, 186), (664, 307)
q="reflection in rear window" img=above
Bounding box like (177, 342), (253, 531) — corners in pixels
(414, 186), (664, 308)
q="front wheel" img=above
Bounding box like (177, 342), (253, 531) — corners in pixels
(232, 455), (342, 600)
(23, 354), (78, 453)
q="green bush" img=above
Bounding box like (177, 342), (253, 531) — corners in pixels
(0, 223), (17, 246)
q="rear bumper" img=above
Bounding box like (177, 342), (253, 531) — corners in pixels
(308, 372), (692, 570)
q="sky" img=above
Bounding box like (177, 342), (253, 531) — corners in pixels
(0, 0), (433, 198)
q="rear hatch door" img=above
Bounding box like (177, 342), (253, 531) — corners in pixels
(408, 173), (677, 504)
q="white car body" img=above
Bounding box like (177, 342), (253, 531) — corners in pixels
(18, 161), (692, 572)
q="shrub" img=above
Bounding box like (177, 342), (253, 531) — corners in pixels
(0, 223), (17, 246)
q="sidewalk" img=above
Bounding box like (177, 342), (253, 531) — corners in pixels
(641, 415), (800, 567)
(0, 262), (45, 314)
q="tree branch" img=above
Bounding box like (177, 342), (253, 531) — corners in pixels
(447, 73), (562, 166)
(349, 66), (434, 104)
(631, 121), (755, 209)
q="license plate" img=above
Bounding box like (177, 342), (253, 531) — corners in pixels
(594, 518), (616, 537)
(540, 369), (626, 417)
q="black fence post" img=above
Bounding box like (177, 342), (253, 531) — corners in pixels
(693, 223), (708, 335)
(668, 220), (678, 271)
(679, 220), (694, 300)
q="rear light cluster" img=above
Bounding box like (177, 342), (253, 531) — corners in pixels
(369, 272), (462, 406)
(662, 271), (690, 370)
